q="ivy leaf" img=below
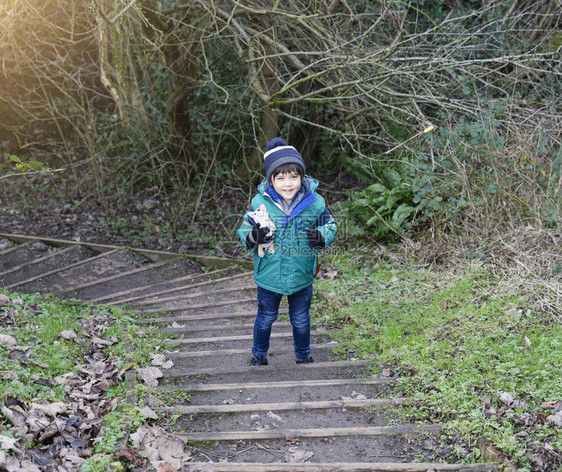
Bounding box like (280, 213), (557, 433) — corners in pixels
(27, 160), (45, 170)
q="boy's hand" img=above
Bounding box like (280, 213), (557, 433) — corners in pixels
(247, 224), (273, 249)
(307, 228), (325, 249)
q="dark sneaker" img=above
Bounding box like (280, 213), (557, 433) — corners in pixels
(249, 355), (268, 366)
(296, 356), (314, 364)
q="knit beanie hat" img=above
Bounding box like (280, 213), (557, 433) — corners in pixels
(264, 137), (306, 182)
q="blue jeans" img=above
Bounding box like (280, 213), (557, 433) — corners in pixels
(252, 285), (313, 360)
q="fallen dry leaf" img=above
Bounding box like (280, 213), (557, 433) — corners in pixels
(0, 309), (135, 471)
(29, 374), (53, 387)
(1, 404), (26, 428)
(267, 411), (283, 423)
(150, 353), (174, 369)
(91, 335), (114, 347)
(285, 445), (314, 463)
(139, 406), (158, 420)
(381, 368), (394, 377)
(1, 370), (18, 380)
(0, 451), (20, 472)
(547, 411), (562, 428)
(130, 425), (189, 471)
(0, 434), (19, 452)
(137, 366), (163, 386)
(18, 459), (42, 471)
(498, 391), (514, 407)
(9, 346), (31, 363)
(0, 334), (17, 346)
(58, 330), (78, 340)
(116, 446), (145, 467)
(158, 463), (179, 472)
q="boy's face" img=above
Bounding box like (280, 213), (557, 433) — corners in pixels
(271, 171), (302, 203)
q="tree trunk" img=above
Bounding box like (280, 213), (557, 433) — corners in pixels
(236, 46), (279, 182)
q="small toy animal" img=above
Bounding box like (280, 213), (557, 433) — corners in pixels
(247, 204), (276, 257)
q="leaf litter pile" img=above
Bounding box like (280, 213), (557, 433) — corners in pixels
(0, 293), (189, 471)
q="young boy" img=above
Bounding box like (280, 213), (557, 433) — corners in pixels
(237, 137), (337, 366)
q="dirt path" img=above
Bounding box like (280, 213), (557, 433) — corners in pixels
(0, 233), (499, 471)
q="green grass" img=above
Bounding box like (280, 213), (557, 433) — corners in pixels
(1, 293), (88, 402)
(312, 251), (562, 471)
(0, 291), (169, 469)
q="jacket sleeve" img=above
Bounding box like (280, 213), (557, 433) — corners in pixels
(237, 210), (257, 253)
(312, 208), (337, 249)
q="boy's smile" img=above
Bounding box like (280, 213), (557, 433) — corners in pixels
(272, 172), (302, 204)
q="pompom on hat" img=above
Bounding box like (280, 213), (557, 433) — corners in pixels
(263, 137), (306, 182)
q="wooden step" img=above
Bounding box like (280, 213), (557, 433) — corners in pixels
(0, 246), (75, 277)
(1, 235), (499, 472)
(160, 321), (292, 334)
(138, 308), (287, 324)
(61, 256), (182, 294)
(180, 424), (441, 441)
(163, 359), (374, 378)
(87, 268), (248, 304)
(138, 297), (257, 314)
(183, 462), (497, 471)
(171, 331), (306, 344)
(5, 249), (120, 289)
(157, 377), (394, 392)
(0, 239), (38, 257)
(167, 342), (338, 358)
(163, 397), (411, 414)
(130, 284), (256, 306)
(125, 273), (254, 305)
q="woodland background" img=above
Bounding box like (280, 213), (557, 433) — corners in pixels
(0, 0), (560, 250)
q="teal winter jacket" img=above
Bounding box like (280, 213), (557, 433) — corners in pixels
(237, 177), (337, 295)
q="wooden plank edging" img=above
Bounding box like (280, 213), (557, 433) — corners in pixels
(157, 377), (394, 392)
(166, 341), (338, 358)
(139, 297), (257, 314)
(0, 240), (38, 257)
(180, 424), (442, 441)
(164, 359), (374, 378)
(88, 267), (231, 304)
(0, 232), (251, 266)
(0, 246), (75, 277)
(112, 271), (254, 305)
(172, 329), (330, 344)
(183, 462), (497, 471)
(160, 321), (292, 334)
(138, 308), (289, 324)
(61, 256), (182, 294)
(163, 397), (412, 414)
(5, 249), (121, 289)
(130, 284), (256, 307)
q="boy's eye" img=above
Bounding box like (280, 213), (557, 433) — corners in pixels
(274, 173), (299, 183)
